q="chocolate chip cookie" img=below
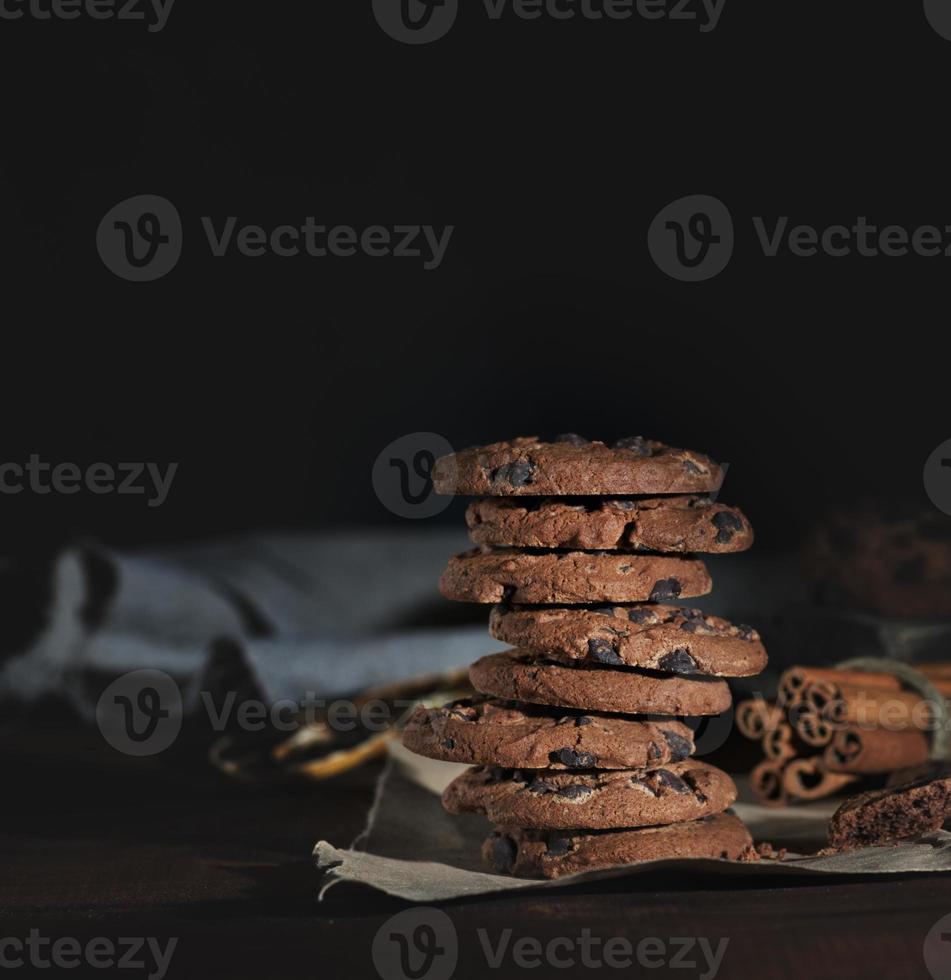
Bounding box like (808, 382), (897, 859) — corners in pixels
(433, 436), (723, 497)
(443, 760), (737, 830)
(489, 604), (766, 676)
(484, 812), (755, 878)
(827, 761), (951, 849)
(440, 549), (712, 604)
(469, 650), (732, 716)
(402, 698), (695, 770)
(466, 496), (752, 553)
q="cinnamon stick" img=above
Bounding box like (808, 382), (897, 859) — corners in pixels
(826, 682), (931, 730)
(823, 727), (930, 775)
(736, 699), (783, 740)
(789, 704), (834, 747)
(751, 759), (789, 807)
(794, 667), (901, 692)
(762, 722), (799, 764)
(782, 756), (857, 801)
(914, 663), (951, 681)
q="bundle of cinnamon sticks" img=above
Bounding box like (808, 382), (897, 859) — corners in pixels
(737, 664), (950, 806)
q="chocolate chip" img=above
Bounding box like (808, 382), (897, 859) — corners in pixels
(588, 638), (622, 665)
(683, 459), (703, 474)
(545, 836), (573, 857)
(552, 748), (598, 768)
(589, 604), (617, 616)
(492, 459), (535, 488)
(683, 773), (708, 803)
(554, 433), (589, 445)
(556, 784), (592, 800)
(613, 436), (651, 456)
(627, 608), (654, 625)
(529, 777), (592, 799)
(443, 737), (455, 749)
(612, 500), (639, 510)
(648, 741), (661, 760)
(654, 769), (691, 794)
(712, 511), (743, 544)
(737, 624), (755, 641)
(574, 716), (593, 727)
(661, 729), (694, 762)
(680, 621), (700, 633)
(490, 834), (517, 874)
(657, 649), (699, 674)
(649, 578), (682, 602)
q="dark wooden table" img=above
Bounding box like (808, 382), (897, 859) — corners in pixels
(2, 717), (949, 980)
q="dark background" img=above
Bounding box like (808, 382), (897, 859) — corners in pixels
(1, 0), (948, 557)
(3, 8), (951, 975)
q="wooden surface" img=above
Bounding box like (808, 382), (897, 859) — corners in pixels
(2, 717), (950, 980)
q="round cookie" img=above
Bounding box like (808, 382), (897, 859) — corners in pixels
(440, 549), (712, 605)
(466, 495), (753, 553)
(489, 604), (766, 677)
(433, 435), (723, 497)
(443, 760), (737, 830)
(401, 698), (695, 770)
(484, 812), (755, 879)
(828, 761), (951, 849)
(469, 650), (732, 716)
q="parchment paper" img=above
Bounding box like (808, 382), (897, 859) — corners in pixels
(314, 743), (951, 901)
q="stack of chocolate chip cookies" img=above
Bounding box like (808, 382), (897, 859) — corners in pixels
(402, 435), (767, 879)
